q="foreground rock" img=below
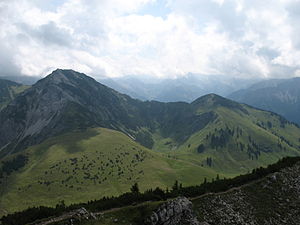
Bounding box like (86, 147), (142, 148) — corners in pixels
(194, 162), (300, 225)
(144, 197), (200, 225)
(145, 162), (300, 225)
(34, 207), (96, 225)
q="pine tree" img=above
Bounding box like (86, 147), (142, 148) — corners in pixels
(130, 182), (139, 194)
(172, 180), (179, 191)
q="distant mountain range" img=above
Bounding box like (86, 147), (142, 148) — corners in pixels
(0, 69), (300, 215)
(99, 74), (259, 102)
(229, 77), (300, 125)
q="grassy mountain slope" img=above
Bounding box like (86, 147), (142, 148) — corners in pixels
(37, 158), (300, 225)
(0, 79), (29, 110)
(0, 127), (218, 215)
(151, 94), (300, 175)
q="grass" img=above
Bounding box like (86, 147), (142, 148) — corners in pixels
(0, 128), (217, 216)
(0, 84), (30, 110)
(150, 105), (300, 176)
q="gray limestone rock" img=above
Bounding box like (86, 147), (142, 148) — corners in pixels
(144, 197), (201, 225)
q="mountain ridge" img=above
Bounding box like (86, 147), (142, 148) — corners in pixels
(1, 69), (299, 159)
(0, 79), (29, 110)
(0, 69), (147, 156)
(0, 70), (228, 156)
(229, 77), (300, 125)
(99, 74), (259, 102)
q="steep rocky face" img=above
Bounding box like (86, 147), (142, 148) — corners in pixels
(0, 69), (146, 156)
(144, 197), (201, 225)
(0, 69), (217, 157)
(194, 162), (300, 225)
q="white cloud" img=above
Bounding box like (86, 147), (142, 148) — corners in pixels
(1, 0), (300, 79)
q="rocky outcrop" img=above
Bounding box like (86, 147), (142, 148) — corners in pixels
(194, 162), (300, 225)
(144, 197), (200, 225)
(35, 207), (96, 225)
(67, 207), (97, 225)
(145, 162), (300, 225)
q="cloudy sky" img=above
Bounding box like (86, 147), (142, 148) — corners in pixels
(1, 0), (300, 79)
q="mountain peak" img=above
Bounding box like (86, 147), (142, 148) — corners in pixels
(42, 69), (93, 84)
(192, 93), (247, 112)
(33, 69), (104, 93)
(192, 93), (226, 105)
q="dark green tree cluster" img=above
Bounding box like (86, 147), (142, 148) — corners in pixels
(206, 157), (213, 167)
(0, 154), (28, 180)
(135, 130), (154, 149)
(197, 144), (205, 153)
(208, 127), (234, 149)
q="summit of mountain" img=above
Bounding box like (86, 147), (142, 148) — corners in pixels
(0, 69), (147, 156)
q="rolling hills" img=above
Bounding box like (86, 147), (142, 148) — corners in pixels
(0, 127), (218, 215)
(1, 69), (300, 215)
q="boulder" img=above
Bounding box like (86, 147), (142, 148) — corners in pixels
(144, 197), (201, 225)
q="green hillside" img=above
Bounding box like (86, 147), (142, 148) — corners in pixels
(151, 95), (300, 175)
(0, 127), (218, 215)
(0, 79), (29, 110)
(71, 159), (300, 225)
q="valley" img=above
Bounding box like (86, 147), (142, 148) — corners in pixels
(0, 70), (300, 216)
